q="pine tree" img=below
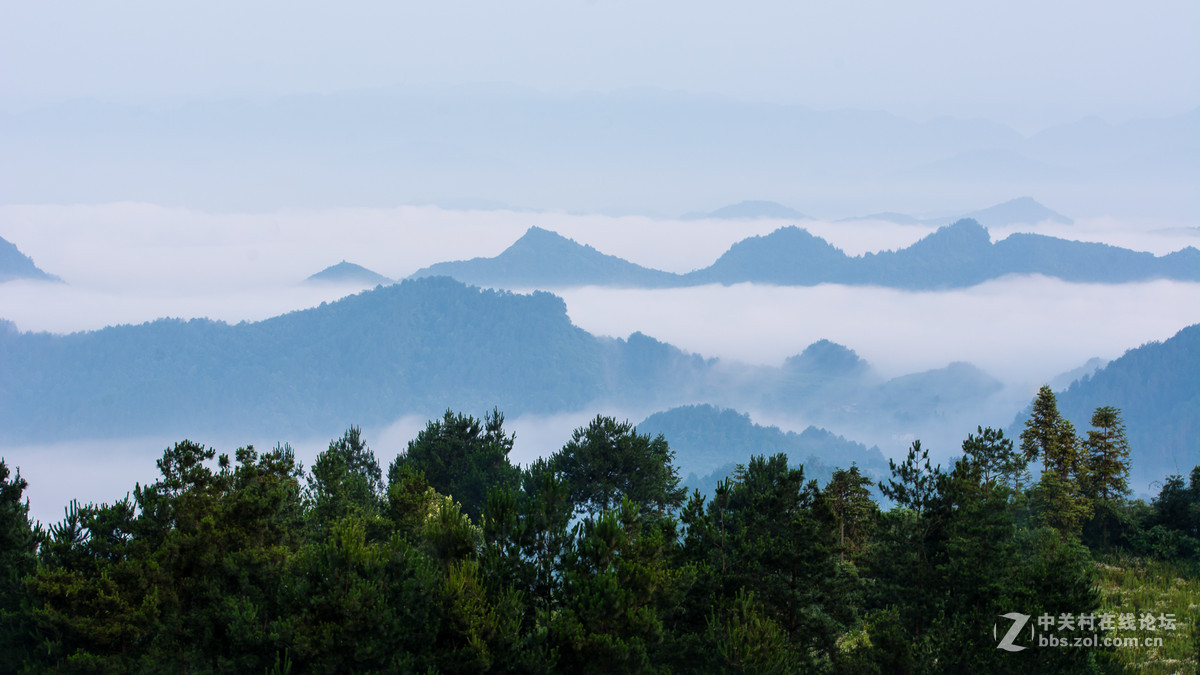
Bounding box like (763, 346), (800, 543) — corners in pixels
(307, 426), (384, 528)
(823, 465), (876, 563)
(0, 460), (41, 670)
(1021, 386), (1092, 536)
(551, 415), (686, 518)
(391, 408), (520, 522)
(877, 441), (943, 639)
(1083, 406), (1131, 501)
(961, 426), (1027, 494)
(1020, 386), (1077, 475)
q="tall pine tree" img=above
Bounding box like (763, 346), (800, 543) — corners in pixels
(1021, 386), (1092, 536)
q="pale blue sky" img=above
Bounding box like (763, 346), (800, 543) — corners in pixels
(2, 0), (1196, 131)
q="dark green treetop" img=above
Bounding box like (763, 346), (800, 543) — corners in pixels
(551, 415), (686, 518)
(1083, 405), (1131, 501)
(390, 408), (519, 522)
(824, 464), (877, 563)
(307, 426), (384, 527)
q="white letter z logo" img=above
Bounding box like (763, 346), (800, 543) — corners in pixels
(995, 612), (1030, 652)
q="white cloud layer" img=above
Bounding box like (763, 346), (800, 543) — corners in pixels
(2, 203), (1197, 523)
(2, 204), (1196, 387)
(554, 278), (1200, 385)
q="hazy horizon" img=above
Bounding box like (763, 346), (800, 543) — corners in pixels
(3, 2), (1197, 133)
(1, 2), (1195, 535)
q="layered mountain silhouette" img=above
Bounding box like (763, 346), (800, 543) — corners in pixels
(688, 226), (851, 285)
(637, 403), (889, 487)
(305, 261), (393, 286)
(840, 197), (1071, 227)
(411, 219), (1200, 290)
(411, 226), (679, 288)
(1011, 322), (1200, 492)
(1, 235), (60, 283)
(0, 277), (1007, 445)
(957, 196), (1073, 226)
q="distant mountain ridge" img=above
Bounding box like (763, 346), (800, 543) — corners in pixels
(840, 197), (1071, 227)
(1009, 323), (1200, 492)
(959, 196), (1073, 226)
(0, 277), (1010, 446)
(306, 261), (393, 286)
(411, 227), (679, 288)
(637, 403), (889, 484)
(0, 235), (60, 283)
(412, 219), (1200, 290)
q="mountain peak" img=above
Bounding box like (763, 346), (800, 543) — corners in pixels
(498, 227), (604, 263)
(963, 197), (1073, 226)
(509, 226), (586, 251)
(1, 235), (61, 283)
(689, 226), (849, 285)
(784, 339), (870, 377)
(922, 218), (992, 247)
(306, 261), (393, 286)
(410, 227), (677, 288)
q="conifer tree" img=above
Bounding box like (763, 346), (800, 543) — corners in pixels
(961, 425), (1027, 494)
(391, 408), (519, 522)
(307, 426), (384, 527)
(551, 415), (685, 518)
(1020, 386), (1077, 474)
(823, 464), (876, 563)
(876, 441), (943, 638)
(0, 460), (41, 669)
(1021, 386), (1092, 536)
(1083, 406), (1131, 501)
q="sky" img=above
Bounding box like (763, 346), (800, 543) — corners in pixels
(2, 1), (1197, 132)
(1, 2), (1197, 522)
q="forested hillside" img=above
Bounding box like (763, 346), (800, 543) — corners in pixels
(2, 395), (1195, 672)
(0, 277), (1009, 445)
(638, 403), (887, 480)
(637, 404), (890, 499)
(0, 277), (614, 440)
(1018, 323), (1200, 491)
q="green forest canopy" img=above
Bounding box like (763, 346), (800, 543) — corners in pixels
(1, 393), (1197, 673)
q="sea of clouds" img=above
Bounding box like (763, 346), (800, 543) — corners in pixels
(2, 203), (1198, 523)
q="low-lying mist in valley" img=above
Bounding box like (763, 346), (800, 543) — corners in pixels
(553, 277), (1200, 383)
(2, 203), (1197, 523)
(3, 203), (1198, 290)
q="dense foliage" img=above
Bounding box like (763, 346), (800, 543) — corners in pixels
(1, 394), (1196, 673)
